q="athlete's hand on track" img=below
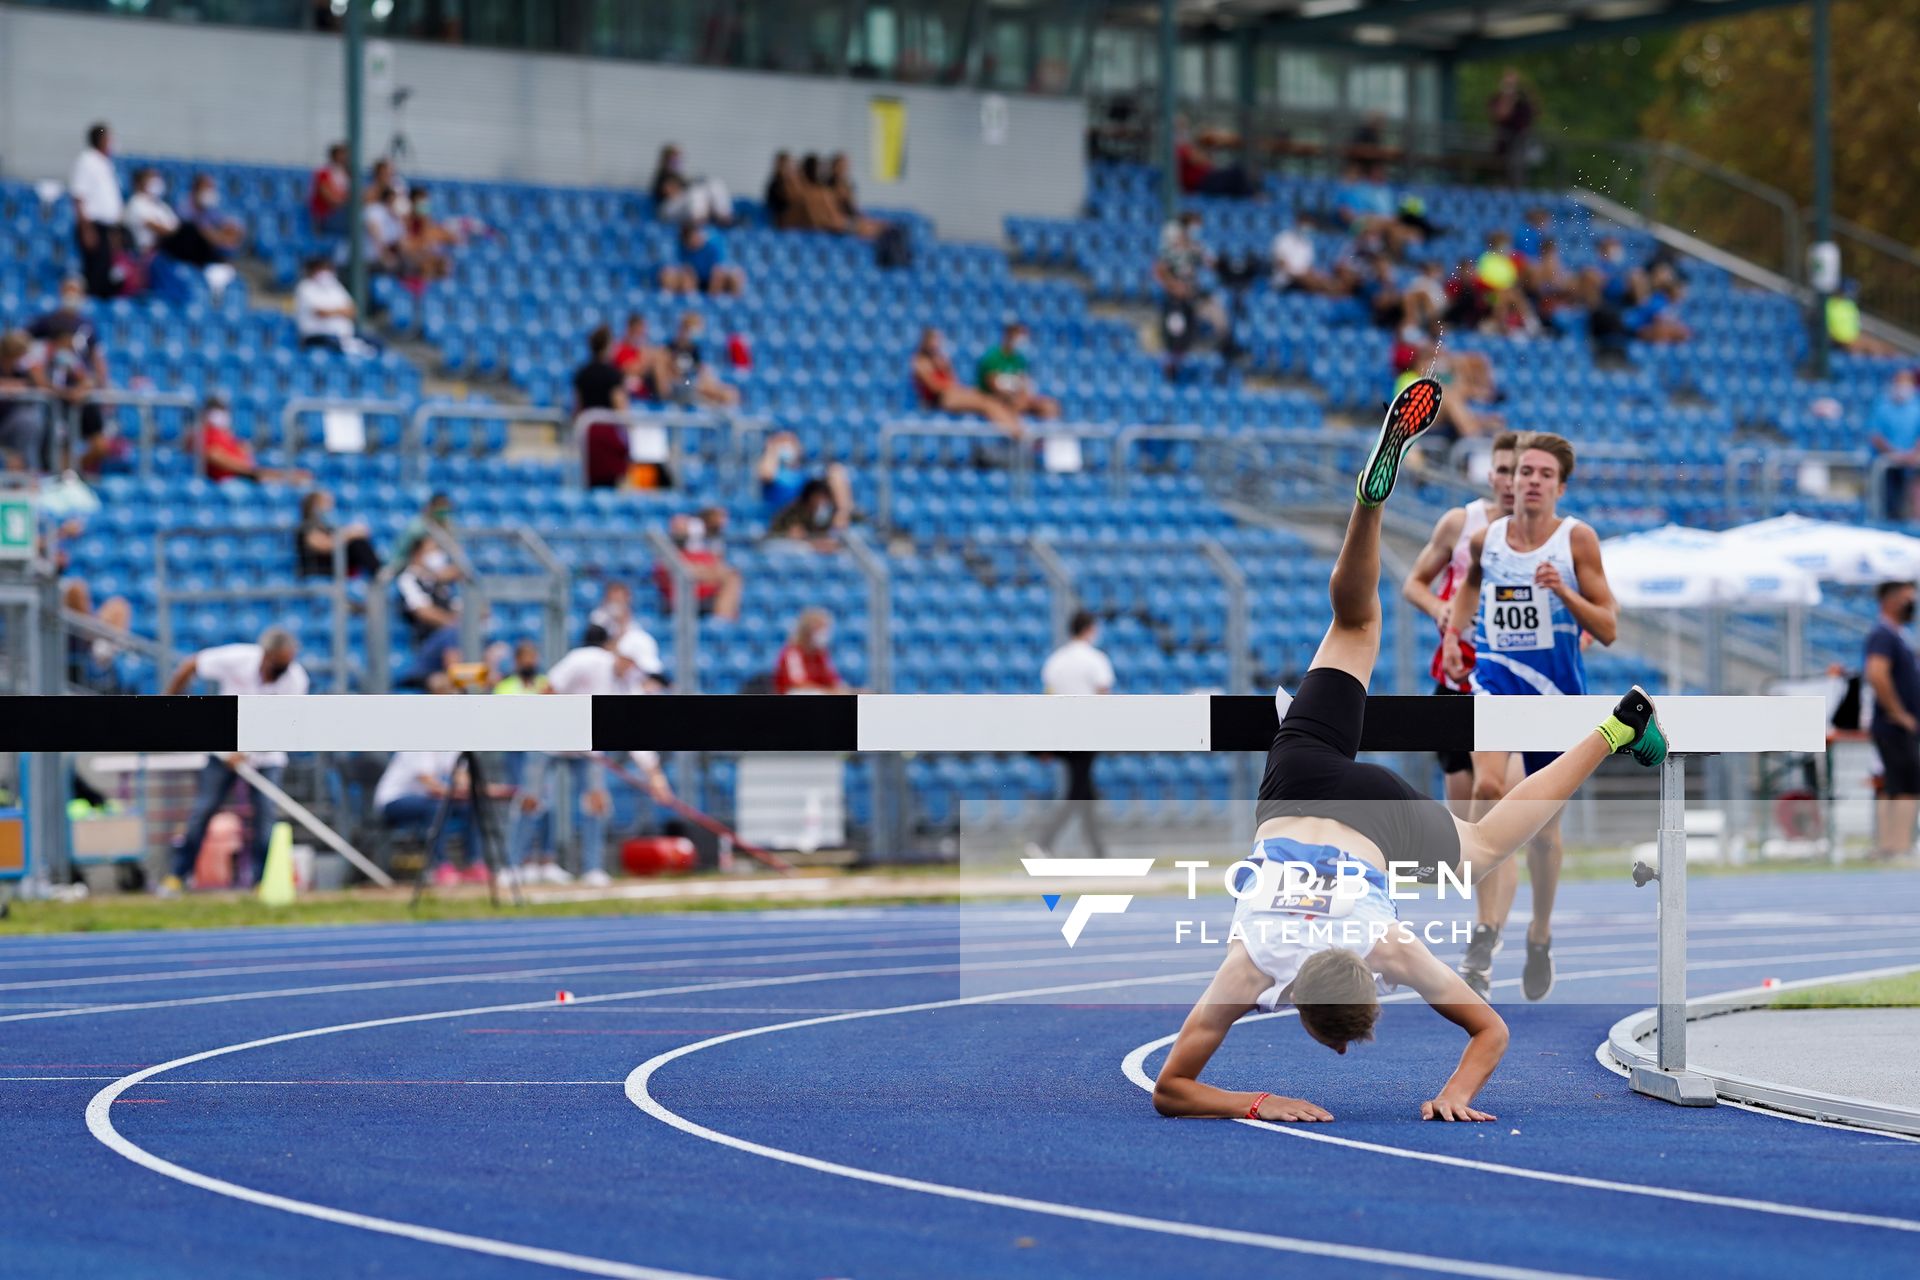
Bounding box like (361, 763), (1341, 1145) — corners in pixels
(1420, 1096), (1495, 1122)
(1253, 1095), (1333, 1123)
(1533, 561), (1565, 598)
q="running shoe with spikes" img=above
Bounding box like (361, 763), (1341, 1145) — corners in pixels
(1458, 923), (1500, 1000)
(1597, 684), (1668, 767)
(1356, 376), (1444, 507)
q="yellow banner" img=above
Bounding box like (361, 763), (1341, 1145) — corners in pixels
(870, 96), (907, 184)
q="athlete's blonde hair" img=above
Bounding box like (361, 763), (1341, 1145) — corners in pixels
(1291, 948), (1380, 1050)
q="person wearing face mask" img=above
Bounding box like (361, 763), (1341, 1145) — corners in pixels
(773, 608), (850, 695)
(124, 169), (181, 258)
(194, 394), (311, 486)
(1869, 371), (1920, 520)
(911, 327), (1022, 435)
(294, 255), (381, 356)
(159, 628), (309, 894)
(68, 123), (124, 299)
(976, 320), (1060, 422)
(1867, 581), (1920, 860)
(666, 313), (740, 409)
(157, 174), (245, 269)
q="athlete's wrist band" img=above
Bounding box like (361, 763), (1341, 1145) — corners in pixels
(1245, 1092), (1271, 1119)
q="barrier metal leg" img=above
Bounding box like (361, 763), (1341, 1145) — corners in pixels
(1630, 753), (1717, 1106)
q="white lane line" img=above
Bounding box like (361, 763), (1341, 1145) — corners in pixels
(0, 930), (1178, 1025)
(0, 919), (1070, 993)
(84, 955), (1206, 1280)
(1116, 956), (1920, 1234)
(624, 976), (1601, 1280)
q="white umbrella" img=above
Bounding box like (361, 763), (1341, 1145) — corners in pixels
(1602, 525), (1823, 610)
(1719, 514), (1920, 585)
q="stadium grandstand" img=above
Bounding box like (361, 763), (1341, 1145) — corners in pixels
(2, 3), (1918, 1277)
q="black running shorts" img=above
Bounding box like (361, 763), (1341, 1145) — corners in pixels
(1256, 668), (1464, 876)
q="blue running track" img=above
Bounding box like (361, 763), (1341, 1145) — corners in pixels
(3, 870), (1917, 1279)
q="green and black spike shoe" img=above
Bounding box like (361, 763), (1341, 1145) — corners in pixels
(1597, 684), (1667, 767)
(1356, 377), (1444, 508)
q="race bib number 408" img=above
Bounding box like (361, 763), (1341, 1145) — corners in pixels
(1488, 584), (1550, 652)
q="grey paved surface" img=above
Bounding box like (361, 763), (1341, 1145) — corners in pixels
(1689, 1008), (1920, 1110)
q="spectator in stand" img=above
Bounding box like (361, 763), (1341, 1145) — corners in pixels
(0, 330), (46, 471)
(1029, 609), (1114, 858)
(15, 315), (102, 474)
(363, 184), (406, 275)
(1344, 113), (1394, 168)
(69, 123), (124, 299)
(1622, 263), (1691, 344)
(1869, 370), (1920, 521)
(1173, 115), (1257, 199)
(773, 608), (850, 694)
(374, 739), (497, 887)
(1270, 214), (1338, 296)
(27, 279), (116, 473)
(123, 168), (181, 261)
(308, 143), (352, 237)
(768, 478), (852, 549)
(1331, 163), (1404, 250)
(159, 629), (308, 893)
(826, 152), (885, 238)
(1522, 236), (1575, 320)
(663, 313), (740, 409)
(1154, 212), (1226, 365)
(792, 154), (850, 233)
(910, 327), (1022, 434)
(194, 394), (312, 486)
(294, 256), (380, 355)
(1489, 68), (1537, 187)
(1400, 260), (1449, 333)
(756, 431), (853, 524)
(295, 489), (382, 578)
(1828, 281), (1902, 358)
(174, 174), (247, 266)
(658, 508), (744, 622)
(765, 151), (799, 230)
(976, 321), (1060, 422)
(659, 223), (745, 296)
(1475, 231), (1538, 334)
(652, 144), (734, 228)
(1582, 236), (1643, 355)
(393, 490), (459, 566)
(611, 314), (670, 401)
(61, 580), (131, 695)
(398, 185), (454, 282)
(396, 532), (465, 689)
(573, 325), (633, 491)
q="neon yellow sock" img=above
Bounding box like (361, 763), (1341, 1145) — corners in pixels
(1596, 716), (1635, 753)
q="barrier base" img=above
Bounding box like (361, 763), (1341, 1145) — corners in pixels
(1631, 1065), (1718, 1107)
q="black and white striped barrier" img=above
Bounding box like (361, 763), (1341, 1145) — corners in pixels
(3, 689), (1829, 1114)
(0, 693), (1826, 755)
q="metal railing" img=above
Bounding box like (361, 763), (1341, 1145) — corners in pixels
(154, 525), (352, 689)
(404, 403), (568, 485)
(83, 389), (198, 479)
(1719, 447), (1872, 520)
(364, 524), (566, 693)
(58, 605), (175, 695)
(570, 409), (734, 491)
(277, 396), (411, 461)
(1826, 216), (1920, 345)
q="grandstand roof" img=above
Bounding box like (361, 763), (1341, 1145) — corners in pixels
(1134, 0), (1804, 58)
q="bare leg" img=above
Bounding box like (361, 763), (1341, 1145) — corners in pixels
(1307, 501), (1384, 689)
(1454, 731), (1610, 881)
(1524, 814), (1564, 944)
(1470, 750), (1518, 929)
(1443, 767), (1473, 817)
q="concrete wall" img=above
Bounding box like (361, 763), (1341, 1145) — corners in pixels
(0, 7), (1086, 243)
